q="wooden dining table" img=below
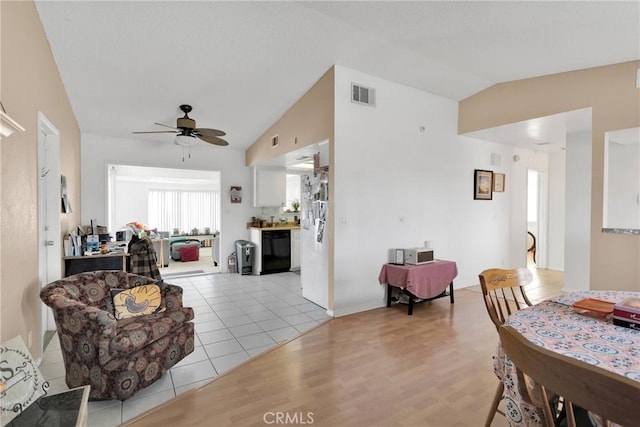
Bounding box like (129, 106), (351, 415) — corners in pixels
(494, 290), (640, 426)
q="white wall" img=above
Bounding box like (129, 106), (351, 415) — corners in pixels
(113, 180), (150, 230)
(606, 141), (640, 229)
(81, 133), (261, 271)
(548, 149), (566, 270)
(332, 66), (544, 316)
(564, 131), (592, 290)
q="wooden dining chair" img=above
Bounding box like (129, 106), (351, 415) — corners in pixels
(527, 231), (537, 264)
(499, 325), (640, 427)
(479, 267), (534, 331)
(478, 267), (534, 427)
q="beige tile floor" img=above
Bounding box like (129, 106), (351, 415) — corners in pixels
(41, 271), (330, 426)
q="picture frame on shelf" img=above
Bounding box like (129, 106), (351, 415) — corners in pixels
(474, 169), (493, 200)
(493, 173), (505, 192)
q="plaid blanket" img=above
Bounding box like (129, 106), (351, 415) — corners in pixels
(129, 237), (161, 280)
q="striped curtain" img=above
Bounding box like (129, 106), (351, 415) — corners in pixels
(148, 190), (220, 234)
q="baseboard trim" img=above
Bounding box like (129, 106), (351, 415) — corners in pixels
(333, 299), (384, 317)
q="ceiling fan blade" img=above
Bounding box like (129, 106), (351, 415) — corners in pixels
(154, 122), (178, 130)
(132, 130), (179, 134)
(195, 133), (229, 146)
(194, 127), (226, 137)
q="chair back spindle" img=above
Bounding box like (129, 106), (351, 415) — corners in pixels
(479, 268), (534, 330)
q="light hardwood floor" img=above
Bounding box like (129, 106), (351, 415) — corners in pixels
(123, 267), (563, 427)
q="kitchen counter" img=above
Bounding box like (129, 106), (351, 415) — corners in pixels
(250, 225), (300, 231)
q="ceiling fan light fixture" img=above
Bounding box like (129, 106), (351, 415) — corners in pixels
(175, 134), (197, 146)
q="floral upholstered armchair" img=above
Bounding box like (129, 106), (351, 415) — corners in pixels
(40, 270), (194, 400)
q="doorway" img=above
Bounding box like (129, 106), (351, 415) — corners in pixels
(107, 165), (222, 276)
(527, 169), (548, 268)
(37, 112), (61, 355)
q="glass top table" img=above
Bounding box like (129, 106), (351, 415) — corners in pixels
(7, 386), (90, 427)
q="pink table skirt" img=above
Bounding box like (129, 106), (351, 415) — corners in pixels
(378, 260), (458, 299)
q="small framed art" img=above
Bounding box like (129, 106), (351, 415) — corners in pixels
(493, 173), (505, 192)
(474, 169), (493, 200)
(229, 186), (242, 203)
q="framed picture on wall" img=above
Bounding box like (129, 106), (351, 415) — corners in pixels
(229, 186), (242, 203)
(474, 169), (493, 200)
(493, 173), (505, 192)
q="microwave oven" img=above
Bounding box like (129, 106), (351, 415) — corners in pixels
(404, 248), (434, 265)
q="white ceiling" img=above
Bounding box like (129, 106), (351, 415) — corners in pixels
(464, 108), (593, 153)
(34, 1), (640, 153)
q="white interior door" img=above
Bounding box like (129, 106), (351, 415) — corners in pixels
(527, 169), (548, 269)
(38, 112), (61, 354)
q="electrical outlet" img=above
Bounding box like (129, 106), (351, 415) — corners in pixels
(28, 330), (33, 348)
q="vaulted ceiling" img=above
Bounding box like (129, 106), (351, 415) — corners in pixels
(34, 1), (640, 151)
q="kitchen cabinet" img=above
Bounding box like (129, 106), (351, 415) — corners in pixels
(253, 168), (286, 207)
(250, 226), (299, 275)
(290, 229), (300, 271)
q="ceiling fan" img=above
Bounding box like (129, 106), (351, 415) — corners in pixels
(133, 104), (229, 147)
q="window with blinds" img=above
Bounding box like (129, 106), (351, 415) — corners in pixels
(148, 190), (220, 234)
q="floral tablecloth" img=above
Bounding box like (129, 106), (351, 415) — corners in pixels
(494, 290), (640, 426)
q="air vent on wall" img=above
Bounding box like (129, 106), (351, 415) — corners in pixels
(351, 83), (375, 106)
